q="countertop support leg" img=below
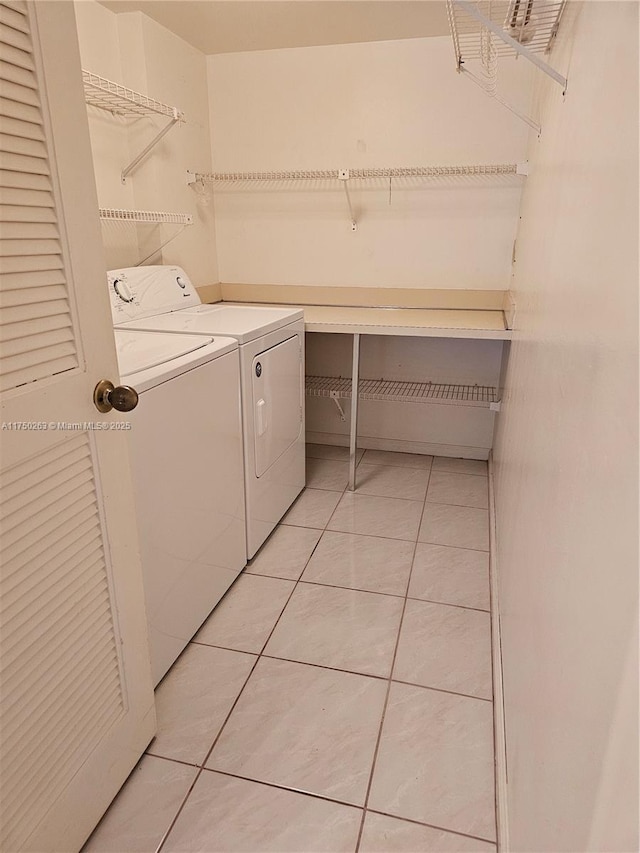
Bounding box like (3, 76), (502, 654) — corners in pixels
(349, 333), (360, 491)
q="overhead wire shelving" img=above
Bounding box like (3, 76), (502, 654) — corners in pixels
(82, 70), (184, 182)
(446, 0), (568, 132)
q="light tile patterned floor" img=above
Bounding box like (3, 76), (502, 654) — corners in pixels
(84, 447), (495, 853)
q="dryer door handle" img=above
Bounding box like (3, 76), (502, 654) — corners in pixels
(256, 398), (268, 436)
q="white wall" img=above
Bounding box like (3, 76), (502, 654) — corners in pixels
(492, 3), (639, 851)
(74, 1), (218, 286)
(207, 37), (533, 288)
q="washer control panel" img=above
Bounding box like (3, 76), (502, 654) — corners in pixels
(107, 265), (201, 324)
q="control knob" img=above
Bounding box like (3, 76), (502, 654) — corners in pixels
(113, 277), (134, 303)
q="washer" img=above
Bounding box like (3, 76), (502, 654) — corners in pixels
(113, 327), (246, 685)
(108, 266), (305, 559)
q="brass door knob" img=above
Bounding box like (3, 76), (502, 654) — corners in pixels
(94, 379), (139, 413)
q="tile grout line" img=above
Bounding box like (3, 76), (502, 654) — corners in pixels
(231, 572), (492, 613)
(353, 457), (434, 853)
(280, 521), (490, 552)
(488, 453), (504, 851)
(188, 767), (497, 845)
(154, 473), (349, 853)
(308, 449), (488, 476)
(179, 642), (496, 703)
(366, 807), (496, 844)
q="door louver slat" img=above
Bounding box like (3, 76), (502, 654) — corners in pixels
(0, 4), (30, 34)
(0, 313), (72, 342)
(0, 41), (34, 72)
(1, 222), (58, 240)
(1, 341), (77, 389)
(0, 151), (50, 175)
(0, 237), (62, 256)
(0, 326), (74, 359)
(1, 267), (65, 289)
(0, 116), (44, 142)
(0, 187), (53, 208)
(0, 78), (40, 108)
(0, 283), (68, 306)
(0, 298), (72, 327)
(0, 169), (49, 190)
(0, 95), (41, 123)
(1, 204), (57, 224)
(0, 252), (61, 272)
(0, 133), (48, 157)
(0, 22), (31, 53)
(0, 58), (35, 88)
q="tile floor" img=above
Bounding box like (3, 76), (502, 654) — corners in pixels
(84, 445), (495, 853)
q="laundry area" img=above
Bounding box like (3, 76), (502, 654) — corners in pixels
(0, 2), (637, 852)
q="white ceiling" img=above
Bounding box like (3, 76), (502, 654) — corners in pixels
(97, 1), (450, 55)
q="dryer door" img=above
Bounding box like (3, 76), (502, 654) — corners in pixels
(252, 335), (302, 477)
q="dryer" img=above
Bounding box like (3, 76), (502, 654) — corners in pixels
(108, 266), (305, 559)
(113, 328), (246, 685)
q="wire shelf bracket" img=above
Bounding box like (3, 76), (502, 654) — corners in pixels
(446, 0), (568, 133)
(338, 169), (358, 231)
(82, 71), (184, 183)
(306, 375), (500, 409)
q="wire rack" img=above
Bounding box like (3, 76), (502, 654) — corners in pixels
(446, 0), (567, 131)
(448, 0), (566, 60)
(188, 163), (522, 184)
(99, 209), (193, 225)
(82, 71), (182, 120)
(306, 375), (498, 408)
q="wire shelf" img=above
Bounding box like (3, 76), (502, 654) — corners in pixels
(99, 208), (193, 225)
(446, 0), (567, 131)
(306, 375), (498, 408)
(448, 0), (566, 60)
(188, 163), (522, 184)
(82, 70), (183, 120)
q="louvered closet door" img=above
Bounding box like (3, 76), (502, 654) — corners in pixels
(0, 4), (155, 852)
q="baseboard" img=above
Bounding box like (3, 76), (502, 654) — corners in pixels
(305, 432), (490, 460)
(488, 452), (509, 852)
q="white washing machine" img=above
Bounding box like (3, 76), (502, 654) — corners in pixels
(108, 266), (305, 559)
(113, 328), (246, 685)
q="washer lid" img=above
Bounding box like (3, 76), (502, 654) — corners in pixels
(117, 304), (303, 344)
(114, 329), (216, 376)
